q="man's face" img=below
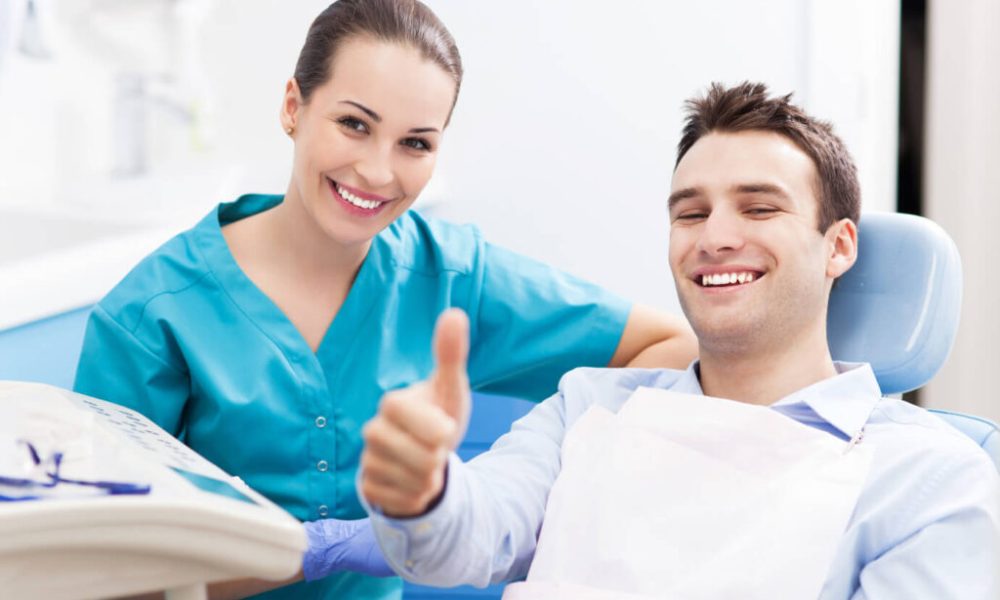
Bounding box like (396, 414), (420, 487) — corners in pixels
(668, 131), (854, 356)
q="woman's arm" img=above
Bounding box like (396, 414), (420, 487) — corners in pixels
(119, 573), (302, 600)
(205, 573), (303, 600)
(608, 304), (697, 369)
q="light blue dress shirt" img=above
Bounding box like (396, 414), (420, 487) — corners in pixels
(73, 194), (631, 600)
(368, 362), (1000, 599)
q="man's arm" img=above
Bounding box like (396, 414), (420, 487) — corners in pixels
(853, 452), (1000, 599)
(610, 304), (697, 369)
(360, 309), (569, 587)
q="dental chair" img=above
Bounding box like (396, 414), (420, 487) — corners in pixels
(827, 211), (999, 468)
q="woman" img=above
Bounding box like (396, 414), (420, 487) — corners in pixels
(74, 1), (695, 598)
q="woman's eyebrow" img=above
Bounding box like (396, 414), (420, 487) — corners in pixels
(339, 100), (440, 134)
(340, 100), (381, 122)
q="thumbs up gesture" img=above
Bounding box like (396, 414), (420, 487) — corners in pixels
(360, 309), (472, 517)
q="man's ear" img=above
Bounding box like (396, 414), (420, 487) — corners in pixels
(826, 218), (858, 279)
(280, 77), (303, 133)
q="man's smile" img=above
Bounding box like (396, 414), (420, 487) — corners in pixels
(690, 267), (766, 288)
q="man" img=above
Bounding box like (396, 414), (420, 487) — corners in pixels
(358, 82), (1000, 599)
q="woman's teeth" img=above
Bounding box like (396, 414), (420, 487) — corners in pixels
(337, 184), (383, 210)
(701, 272), (757, 286)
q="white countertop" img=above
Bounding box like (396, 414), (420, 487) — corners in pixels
(0, 218), (181, 330)
(0, 198), (217, 331)
(0, 163), (248, 331)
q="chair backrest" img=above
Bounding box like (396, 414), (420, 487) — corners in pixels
(827, 212), (999, 468)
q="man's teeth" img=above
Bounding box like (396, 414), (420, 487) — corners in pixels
(701, 272), (757, 286)
(337, 184), (383, 210)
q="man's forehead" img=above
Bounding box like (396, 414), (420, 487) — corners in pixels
(671, 131), (819, 199)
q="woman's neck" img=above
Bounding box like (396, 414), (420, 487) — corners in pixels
(264, 186), (371, 282)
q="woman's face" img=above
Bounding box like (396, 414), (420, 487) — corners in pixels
(282, 36), (456, 247)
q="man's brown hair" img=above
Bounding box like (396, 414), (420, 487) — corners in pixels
(676, 81), (860, 232)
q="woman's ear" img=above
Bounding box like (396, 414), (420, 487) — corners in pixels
(826, 218), (858, 279)
(280, 77), (303, 135)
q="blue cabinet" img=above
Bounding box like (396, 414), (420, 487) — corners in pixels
(0, 306), (92, 388)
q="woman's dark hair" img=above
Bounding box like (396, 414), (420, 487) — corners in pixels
(294, 0), (463, 116)
(677, 81), (860, 232)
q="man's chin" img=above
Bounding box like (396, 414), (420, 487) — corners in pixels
(690, 321), (763, 355)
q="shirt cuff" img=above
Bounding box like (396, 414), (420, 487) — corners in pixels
(359, 452), (467, 580)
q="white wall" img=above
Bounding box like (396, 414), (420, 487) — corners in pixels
(423, 0), (898, 311)
(0, 0), (900, 315)
(922, 0), (1000, 422)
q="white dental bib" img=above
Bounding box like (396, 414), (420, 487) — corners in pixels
(502, 387), (873, 600)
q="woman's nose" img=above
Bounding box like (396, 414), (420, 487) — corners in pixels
(353, 143), (395, 189)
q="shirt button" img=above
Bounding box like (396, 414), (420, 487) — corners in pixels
(317, 460), (329, 472)
(404, 559), (415, 570)
(315, 416), (327, 428)
(318, 504), (329, 518)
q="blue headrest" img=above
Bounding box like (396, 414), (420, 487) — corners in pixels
(827, 212), (962, 395)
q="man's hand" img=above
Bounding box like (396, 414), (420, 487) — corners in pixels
(360, 309), (471, 517)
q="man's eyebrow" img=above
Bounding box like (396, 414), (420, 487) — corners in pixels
(340, 100), (381, 123)
(668, 188), (701, 210)
(340, 100), (440, 134)
(733, 183), (791, 200)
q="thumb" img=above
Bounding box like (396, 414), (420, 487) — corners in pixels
(430, 308), (471, 432)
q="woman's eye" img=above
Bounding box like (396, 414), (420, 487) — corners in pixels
(401, 137), (432, 152)
(337, 116), (368, 133)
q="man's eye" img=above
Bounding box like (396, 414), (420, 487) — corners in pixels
(746, 207), (778, 216)
(337, 116), (368, 133)
(401, 137), (432, 152)
(675, 212), (708, 221)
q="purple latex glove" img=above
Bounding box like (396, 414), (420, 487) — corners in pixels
(302, 517), (395, 581)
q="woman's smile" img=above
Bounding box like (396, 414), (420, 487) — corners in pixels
(328, 177), (394, 216)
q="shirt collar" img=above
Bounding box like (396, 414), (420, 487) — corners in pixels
(676, 360), (882, 438)
(772, 362), (882, 437)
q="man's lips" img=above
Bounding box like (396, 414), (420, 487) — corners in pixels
(690, 266), (766, 288)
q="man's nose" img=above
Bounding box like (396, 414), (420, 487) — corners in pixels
(697, 211), (745, 256)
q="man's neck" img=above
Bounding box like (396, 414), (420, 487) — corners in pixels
(697, 331), (839, 406)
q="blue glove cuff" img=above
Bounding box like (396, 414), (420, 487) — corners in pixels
(302, 518), (395, 581)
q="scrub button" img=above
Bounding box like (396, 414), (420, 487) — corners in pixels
(318, 504), (329, 518)
(317, 460), (329, 472)
(315, 416), (327, 428)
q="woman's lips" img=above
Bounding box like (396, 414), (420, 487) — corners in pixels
(328, 178), (392, 214)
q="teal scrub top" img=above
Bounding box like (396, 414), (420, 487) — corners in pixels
(74, 194), (631, 599)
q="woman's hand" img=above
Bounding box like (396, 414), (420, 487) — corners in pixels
(302, 518), (395, 581)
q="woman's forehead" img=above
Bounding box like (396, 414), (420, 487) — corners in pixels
(314, 37), (456, 128)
